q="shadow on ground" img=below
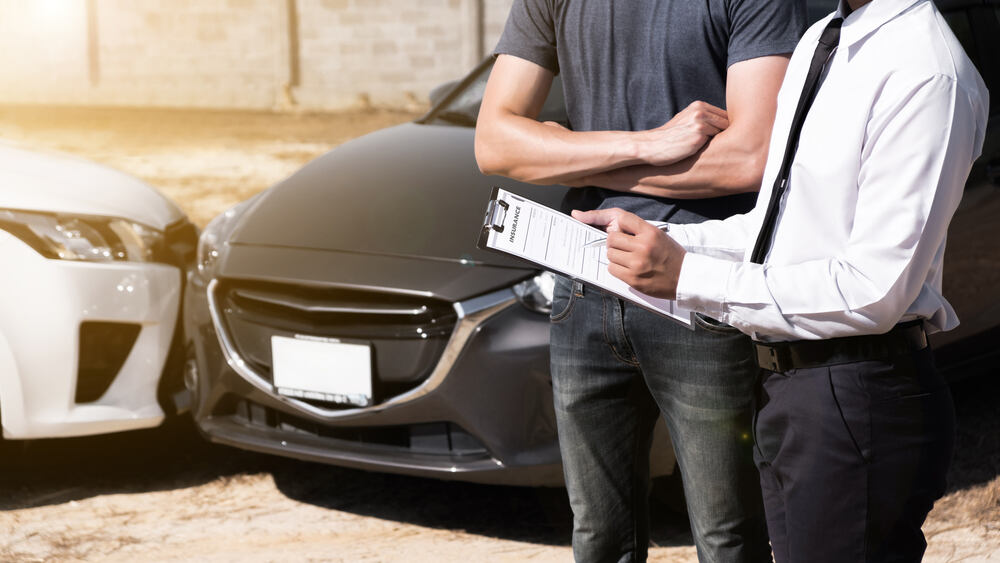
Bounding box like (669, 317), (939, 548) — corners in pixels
(0, 370), (995, 548)
(0, 416), (691, 547)
(267, 458), (693, 548)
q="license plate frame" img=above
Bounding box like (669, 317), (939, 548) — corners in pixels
(270, 335), (373, 407)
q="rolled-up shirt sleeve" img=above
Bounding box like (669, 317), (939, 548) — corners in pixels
(675, 73), (984, 341)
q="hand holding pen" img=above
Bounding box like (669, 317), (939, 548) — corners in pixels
(582, 222), (670, 249)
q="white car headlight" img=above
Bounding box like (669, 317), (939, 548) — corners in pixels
(0, 209), (163, 262)
(197, 197), (256, 275)
(512, 271), (557, 314)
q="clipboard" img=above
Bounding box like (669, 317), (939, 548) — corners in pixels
(477, 186), (695, 328)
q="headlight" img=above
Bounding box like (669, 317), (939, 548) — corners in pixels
(0, 208), (163, 262)
(512, 271), (556, 314)
(196, 197), (256, 275)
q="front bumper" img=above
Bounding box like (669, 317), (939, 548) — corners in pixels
(185, 271), (565, 486)
(0, 232), (180, 438)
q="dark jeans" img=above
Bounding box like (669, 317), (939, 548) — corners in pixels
(550, 276), (770, 563)
(753, 346), (955, 562)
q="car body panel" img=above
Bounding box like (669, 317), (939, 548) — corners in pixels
(0, 144), (194, 439)
(0, 142), (184, 230)
(186, 267), (677, 485)
(221, 244), (535, 304)
(228, 123), (563, 268)
(0, 232), (179, 438)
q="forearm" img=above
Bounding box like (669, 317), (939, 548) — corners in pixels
(474, 112), (647, 185)
(579, 55), (790, 198)
(476, 55), (729, 185)
(581, 126), (767, 198)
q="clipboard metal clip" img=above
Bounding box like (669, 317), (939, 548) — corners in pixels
(486, 198), (509, 233)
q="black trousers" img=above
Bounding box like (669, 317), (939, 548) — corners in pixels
(753, 346), (955, 562)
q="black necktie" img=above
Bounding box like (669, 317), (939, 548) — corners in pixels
(749, 18), (844, 264)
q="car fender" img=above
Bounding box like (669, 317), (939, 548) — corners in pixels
(0, 257), (28, 438)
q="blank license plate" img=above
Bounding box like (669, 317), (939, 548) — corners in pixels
(271, 335), (373, 407)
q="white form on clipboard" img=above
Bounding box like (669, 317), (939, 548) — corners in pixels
(477, 187), (695, 329)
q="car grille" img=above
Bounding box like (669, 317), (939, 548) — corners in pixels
(216, 280), (458, 409)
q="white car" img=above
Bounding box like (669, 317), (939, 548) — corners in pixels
(0, 143), (197, 439)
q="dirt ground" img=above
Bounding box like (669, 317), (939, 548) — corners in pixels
(0, 106), (997, 562)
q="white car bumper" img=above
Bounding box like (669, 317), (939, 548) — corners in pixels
(0, 232), (180, 439)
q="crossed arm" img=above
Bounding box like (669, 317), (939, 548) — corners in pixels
(474, 53), (791, 198)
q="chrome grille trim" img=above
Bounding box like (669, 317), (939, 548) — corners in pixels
(231, 287), (431, 316)
(207, 278), (516, 420)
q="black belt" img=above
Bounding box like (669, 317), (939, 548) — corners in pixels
(754, 321), (928, 373)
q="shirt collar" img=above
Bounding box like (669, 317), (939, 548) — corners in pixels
(835, 0), (925, 48)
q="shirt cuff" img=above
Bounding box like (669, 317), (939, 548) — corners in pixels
(666, 224), (693, 249)
(675, 252), (734, 317)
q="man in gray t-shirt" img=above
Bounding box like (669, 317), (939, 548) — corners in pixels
(475, 1), (804, 561)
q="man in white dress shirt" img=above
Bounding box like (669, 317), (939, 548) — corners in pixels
(574, 0), (990, 560)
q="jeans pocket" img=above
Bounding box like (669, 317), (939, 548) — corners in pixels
(550, 276), (580, 323)
(693, 312), (741, 334)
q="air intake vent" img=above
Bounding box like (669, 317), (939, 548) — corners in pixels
(76, 321), (140, 403)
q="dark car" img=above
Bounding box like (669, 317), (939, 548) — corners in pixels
(183, 0), (1000, 485)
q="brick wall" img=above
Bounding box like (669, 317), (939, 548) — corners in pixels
(0, 0), (515, 111)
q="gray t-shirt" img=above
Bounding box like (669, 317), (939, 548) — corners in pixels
(494, 0), (806, 223)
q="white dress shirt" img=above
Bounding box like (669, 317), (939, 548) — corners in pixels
(670, 0), (989, 341)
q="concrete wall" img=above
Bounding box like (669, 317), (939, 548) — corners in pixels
(0, 0), (515, 111)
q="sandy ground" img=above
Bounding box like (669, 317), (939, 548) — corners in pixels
(0, 106), (997, 562)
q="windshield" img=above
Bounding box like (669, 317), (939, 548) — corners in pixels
(424, 59), (568, 128)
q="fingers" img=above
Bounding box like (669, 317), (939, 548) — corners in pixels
(608, 262), (632, 284)
(612, 210), (654, 236)
(705, 113), (729, 133)
(606, 245), (641, 270)
(606, 231), (639, 251)
(572, 208), (627, 229)
(685, 100), (728, 120)
(677, 101), (730, 132)
(695, 111), (728, 134)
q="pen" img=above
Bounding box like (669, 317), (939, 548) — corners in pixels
(582, 223), (671, 249)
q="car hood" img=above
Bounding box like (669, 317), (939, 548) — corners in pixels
(229, 122), (567, 268)
(0, 142), (185, 230)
